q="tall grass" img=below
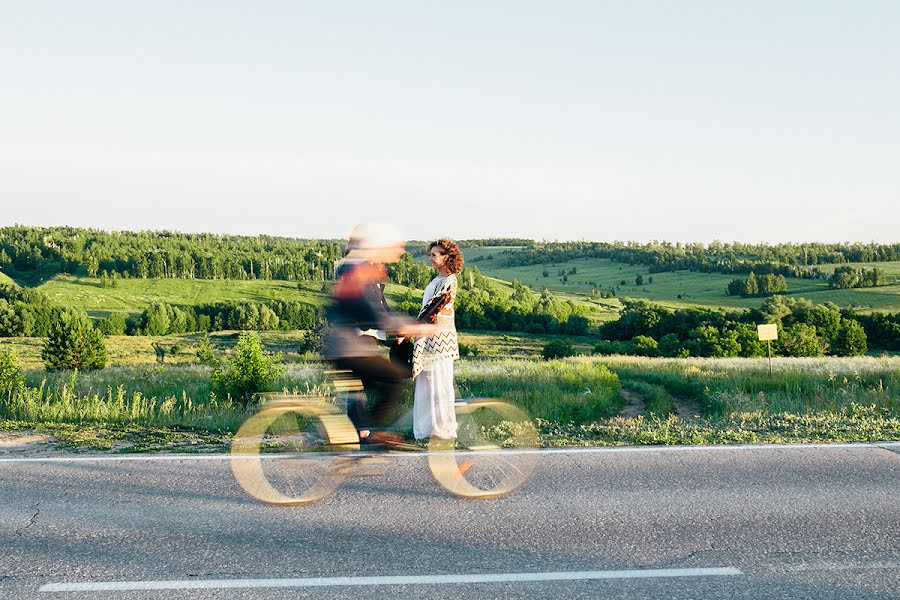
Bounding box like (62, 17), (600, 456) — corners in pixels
(602, 356), (900, 416)
(454, 359), (623, 422)
(5, 364), (331, 432)
(3, 357), (897, 446)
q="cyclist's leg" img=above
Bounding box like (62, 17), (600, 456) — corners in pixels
(334, 356), (408, 430)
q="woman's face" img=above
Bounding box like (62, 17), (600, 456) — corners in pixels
(428, 246), (448, 270)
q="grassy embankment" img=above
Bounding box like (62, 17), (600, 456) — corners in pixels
(1, 356), (897, 452)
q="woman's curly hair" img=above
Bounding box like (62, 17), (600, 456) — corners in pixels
(428, 239), (464, 275)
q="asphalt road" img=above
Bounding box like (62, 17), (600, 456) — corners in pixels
(1, 443), (898, 599)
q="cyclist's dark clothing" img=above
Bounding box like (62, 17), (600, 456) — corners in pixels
(323, 258), (414, 429)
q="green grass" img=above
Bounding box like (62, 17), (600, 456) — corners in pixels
(538, 407), (900, 446)
(811, 260), (900, 277)
(621, 380), (675, 416)
(455, 360), (623, 423)
(36, 275), (326, 317)
(2, 355), (896, 452)
(457, 331), (598, 359)
(467, 249), (900, 312)
(601, 355), (900, 416)
(0, 330), (314, 369)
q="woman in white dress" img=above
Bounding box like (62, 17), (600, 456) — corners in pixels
(412, 239), (463, 440)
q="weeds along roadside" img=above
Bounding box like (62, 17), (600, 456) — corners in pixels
(1, 356), (898, 451)
(600, 355), (899, 417)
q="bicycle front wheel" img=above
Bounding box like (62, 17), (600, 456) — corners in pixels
(428, 398), (539, 500)
(230, 397), (359, 506)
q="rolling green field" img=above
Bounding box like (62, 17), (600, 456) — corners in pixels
(34, 275), (327, 317)
(466, 249), (900, 312)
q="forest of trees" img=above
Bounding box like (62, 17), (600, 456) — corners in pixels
(497, 240), (900, 278)
(395, 269), (591, 335)
(829, 266), (888, 289)
(4, 227), (898, 287)
(0, 226), (344, 281)
(596, 296), (878, 358)
(3, 227), (900, 356)
(726, 272), (789, 297)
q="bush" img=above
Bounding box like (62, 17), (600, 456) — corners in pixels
(592, 339), (634, 355)
(41, 309), (108, 370)
(296, 318), (327, 355)
(458, 341), (482, 358)
(631, 335), (658, 357)
(0, 346), (23, 390)
(195, 335), (218, 366)
(542, 339), (576, 360)
(212, 332), (285, 403)
(99, 312), (127, 336)
(831, 320), (867, 357)
(777, 323), (823, 357)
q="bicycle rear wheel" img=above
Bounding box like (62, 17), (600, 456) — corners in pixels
(230, 397), (359, 506)
(428, 398), (539, 499)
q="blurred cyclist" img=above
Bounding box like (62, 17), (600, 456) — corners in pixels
(323, 223), (435, 446)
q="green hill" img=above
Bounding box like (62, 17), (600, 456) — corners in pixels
(466, 249), (900, 313)
(35, 275), (327, 317)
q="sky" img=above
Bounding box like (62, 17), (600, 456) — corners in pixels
(1, 1), (898, 243)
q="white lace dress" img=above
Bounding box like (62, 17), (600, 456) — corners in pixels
(413, 274), (459, 440)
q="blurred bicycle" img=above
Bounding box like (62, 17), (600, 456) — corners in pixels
(230, 370), (539, 505)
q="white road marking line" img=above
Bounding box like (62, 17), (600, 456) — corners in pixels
(39, 567), (743, 592)
(2, 441), (898, 463)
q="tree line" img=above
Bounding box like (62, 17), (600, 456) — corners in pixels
(0, 226), (343, 282)
(498, 240), (900, 279)
(595, 296), (886, 358)
(726, 272), (789, 297)
(829, 266), (888, 289)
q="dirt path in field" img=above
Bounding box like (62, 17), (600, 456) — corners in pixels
(618, 386), (704, 420)
(619, 387), (646, 418)
(0, 431), (58, 455)
(670, 393), (704, 419)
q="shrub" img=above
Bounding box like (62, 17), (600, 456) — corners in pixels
(41, 309), (108, 370)
(542, 339), (576, 360)
(631, 335), (658, 357)
(458, 341), (482, 358)
(777, 323), (824, 357)
(212, 332), (285, 403)
(195, 335), (218, 366)
(296, 318), (327, 355)
(658, 333), (683, 357)
(592, 339), (633, 355)
(99, 312), (127, 336)
(0, 346), (23, 390)
(831, 320), (867, 357)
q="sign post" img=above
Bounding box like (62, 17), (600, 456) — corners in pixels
(757, 324), (778, 375)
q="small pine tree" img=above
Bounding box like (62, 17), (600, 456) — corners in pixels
(212, 331), (285, 403)
(196, 335), (219, 366)
(41, 310), (107, 370)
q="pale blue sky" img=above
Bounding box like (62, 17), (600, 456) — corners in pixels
(1, 1), (898, 242)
